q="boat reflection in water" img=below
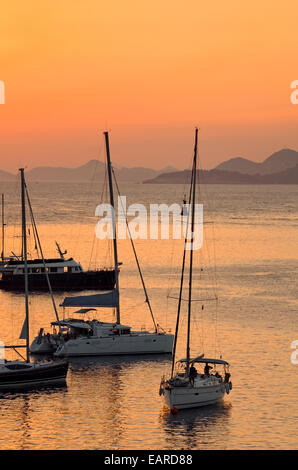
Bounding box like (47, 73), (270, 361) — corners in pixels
(67, 354), (172, 449)
(160, 401), (232, 450)
(0, 387), (69, 450)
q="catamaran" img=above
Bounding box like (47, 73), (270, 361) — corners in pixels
(0, 169), (68, 392)
(159, 128), (232, 411)
(30, 131), (174, 357)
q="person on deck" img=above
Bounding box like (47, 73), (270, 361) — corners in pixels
(204, 363), (213, 376)
(189, 364), (197, 386)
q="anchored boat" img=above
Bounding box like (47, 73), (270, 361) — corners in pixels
(0, 169), (68, 392)
(31, 132), (174, 357)
(0, 193), (115, 291)
(0, 243), (115, 291)
(159, 128), (232, 411)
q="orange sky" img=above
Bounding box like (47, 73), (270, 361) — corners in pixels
(1, 0), (298, 171)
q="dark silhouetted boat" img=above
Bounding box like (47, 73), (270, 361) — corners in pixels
(0, 189), (116, 292)
(0, 169), (68, 392)
(0, 249), (116, 291)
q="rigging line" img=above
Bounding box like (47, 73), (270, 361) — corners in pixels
(24, 184), (62, 332)
(196, 146), (220, 354)
(165, 149), (193, 307)
(167, 296), (218, 302)
(111, 166), (158, 333)
(212, 221), (220, 357)
(74, 139), (105, 266)
(186, 127), (199, 374)
(171, 148), (195, 378)
(27, 197), (40, 258)
(166, 144), (195, 290)
(88, 162), (108, 270)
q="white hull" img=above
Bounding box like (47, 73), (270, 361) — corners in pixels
(54, 333), (174, 357)
(163, 382), (226, 410)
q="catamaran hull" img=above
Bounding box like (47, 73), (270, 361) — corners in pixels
(0, 362), (69, 392)
(0, 270), (115, 291)
(163, 384), (226, 410)
(54, 333), (174, 357)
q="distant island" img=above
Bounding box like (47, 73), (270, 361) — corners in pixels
(0, 148), (298, 184)
(144, 149), (298, 184)
(0, 161), (179, 184)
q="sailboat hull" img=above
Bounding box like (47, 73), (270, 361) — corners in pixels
(0, 361), (68, 392)
(163, 383), (226, 410)
(54, 333), (174, 357)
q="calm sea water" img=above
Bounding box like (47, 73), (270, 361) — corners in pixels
(0, 180), (297, 450)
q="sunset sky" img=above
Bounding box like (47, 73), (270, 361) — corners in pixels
(1, 0), (298, 171)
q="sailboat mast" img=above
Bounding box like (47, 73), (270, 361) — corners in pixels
(186, 127), (198, 374)
(20, 169), (30, 362)
(170, 159), (195, 378)
(104, 131), (120, 324)
(1, 194), (4, 261)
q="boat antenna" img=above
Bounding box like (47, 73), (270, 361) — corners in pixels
(55, 241), (67, 259)
(104, 131), (120, 324)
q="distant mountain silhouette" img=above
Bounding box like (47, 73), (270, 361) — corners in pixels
(0, 170), (16, 181)
(144, 164), (298, 184)
(0, 160), (179, 183)
(26, 160), (106, 182)
(0, 148), (298, 184)
(215, 149), (298, 175)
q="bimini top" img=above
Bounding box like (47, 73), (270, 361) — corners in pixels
(51, 320), (91, 330)
(178, 356), (229, 366)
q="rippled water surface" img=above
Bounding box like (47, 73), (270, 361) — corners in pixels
(0, 181), (297, 449)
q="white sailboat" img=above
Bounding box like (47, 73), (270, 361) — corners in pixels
(0, 169), (68, 392)
(159, 128), (232, 411)
(32, 131), (174, 357)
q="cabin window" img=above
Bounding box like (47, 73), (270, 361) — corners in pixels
(31, 268), (40, 274)
(50, 267), (57, 273)
(68, 267), (72, 273)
